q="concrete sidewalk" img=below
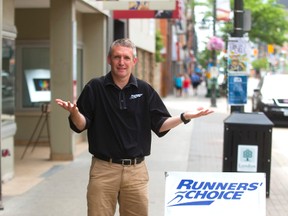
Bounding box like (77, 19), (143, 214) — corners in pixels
(1, 83), (288, 216)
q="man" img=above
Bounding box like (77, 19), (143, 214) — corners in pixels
(55, 38), (213, 216)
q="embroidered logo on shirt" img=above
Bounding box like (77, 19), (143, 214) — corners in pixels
(129, 94), (143, 100)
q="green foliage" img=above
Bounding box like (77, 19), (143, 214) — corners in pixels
(223, 0), (288, 46)
(155, 30), (165, 63)
(245, 0), (288, 46)
(197, 48), (212, 69)
(190, 0), (210, 10)
(252, 58), (269, 70)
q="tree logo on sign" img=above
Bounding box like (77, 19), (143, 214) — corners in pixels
(243, 149), (253, 161)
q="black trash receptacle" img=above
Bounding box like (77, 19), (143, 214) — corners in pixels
(223, 112), (274, 197)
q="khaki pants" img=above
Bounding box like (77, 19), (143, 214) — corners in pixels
(87, 157), (149, 216)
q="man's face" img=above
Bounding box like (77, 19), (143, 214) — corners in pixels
(108, 45), (137, 80)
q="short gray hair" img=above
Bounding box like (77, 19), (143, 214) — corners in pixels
(108, 38), (137, 58)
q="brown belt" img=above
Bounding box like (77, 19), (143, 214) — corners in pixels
(94, 154), (145, 166)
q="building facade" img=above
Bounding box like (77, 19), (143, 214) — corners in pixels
(1, 0), (156, 182)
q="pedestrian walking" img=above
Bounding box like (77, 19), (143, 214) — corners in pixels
(174, 73), (184, 97)
(55, 38), (213, 216)
(183, 73), (191, 97)
(191, 72), (201, 96)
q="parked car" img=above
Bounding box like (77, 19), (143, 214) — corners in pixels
(252, 73), (288, 126)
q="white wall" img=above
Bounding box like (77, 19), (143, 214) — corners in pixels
(129, 19), (155, 53)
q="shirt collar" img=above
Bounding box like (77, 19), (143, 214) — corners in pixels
(104, 71), (138, 89)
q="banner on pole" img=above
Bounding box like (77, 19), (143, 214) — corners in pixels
(216, 0), (231, 21)
(228, 75), (248, 105)
(165, 172), (266, 216)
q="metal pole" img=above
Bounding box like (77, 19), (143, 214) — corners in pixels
(213, 0), (216, 37)
(230, 0), (245, 113)
(210, 0), (217, 107)
(232, 0), (244, 38)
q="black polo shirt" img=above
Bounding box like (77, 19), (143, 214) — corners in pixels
(69, 72), (171, 158)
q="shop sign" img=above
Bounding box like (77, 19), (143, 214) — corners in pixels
(165, 171), (266, 216)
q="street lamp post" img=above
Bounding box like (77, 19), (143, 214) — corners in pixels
(230, 0), (245, 113)
(210, 0), (217, 107)
(232, 0), (244, 38)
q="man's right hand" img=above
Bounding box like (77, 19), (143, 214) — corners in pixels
(55, 98), (86, 131)
(55, 98), (78, 114)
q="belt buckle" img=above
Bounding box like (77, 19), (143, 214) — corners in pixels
(122, 159), (132, 166)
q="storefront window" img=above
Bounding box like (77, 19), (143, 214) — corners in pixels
(2, 38), (15, 118)
(16, 44), (83, 110)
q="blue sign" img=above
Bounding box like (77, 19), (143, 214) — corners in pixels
(228, 75), (247, 105)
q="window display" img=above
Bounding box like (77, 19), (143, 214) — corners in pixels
(2, 38), (15, 116)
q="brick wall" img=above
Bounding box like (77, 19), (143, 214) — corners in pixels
(134, 48), (162, 94)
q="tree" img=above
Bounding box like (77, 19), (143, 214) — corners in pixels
(197, 48), (211, 69)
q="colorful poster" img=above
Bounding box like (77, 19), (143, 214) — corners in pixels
(128, 1), (150, 10)
(25, 69), (51, 103)
(227, 37), (250, 74)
